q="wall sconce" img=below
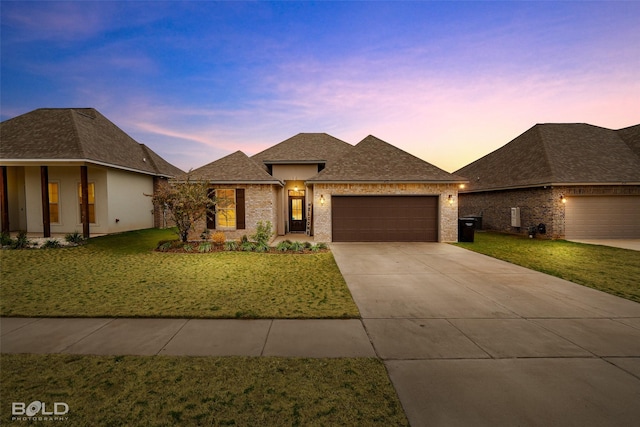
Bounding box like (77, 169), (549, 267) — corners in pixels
(560, 195), (566, 204)
(320, 195), (325, 206)
(294, 185), (298, 192)
(448, 195), (454, 205)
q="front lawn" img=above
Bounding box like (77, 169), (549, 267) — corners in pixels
(0, 354), (408, 426)
(0, 229), (359, 318)
(454, 232), (640, 303)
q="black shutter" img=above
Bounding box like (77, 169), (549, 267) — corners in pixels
(207, 188), (215, 229)
(236, 188), (245, 230)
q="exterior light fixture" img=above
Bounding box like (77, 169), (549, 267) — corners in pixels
(560, 195), (566, 204)
(294, 185), (298, 192)
(459, 184), (465, 189)
(448, 195), (454, 205)
(320, 195), (325, 206)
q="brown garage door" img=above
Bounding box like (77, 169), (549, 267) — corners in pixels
(332, 196), (438, 242)
(565, 196), (640, 239)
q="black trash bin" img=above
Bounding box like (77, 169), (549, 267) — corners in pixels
(458, 217), (476, 242)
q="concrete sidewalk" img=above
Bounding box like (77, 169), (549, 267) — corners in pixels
(0, 318), (375, 358)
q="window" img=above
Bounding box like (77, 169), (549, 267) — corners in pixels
(78, 182), (96, 224)
(48, 182), (59, 223)
(216, 189), (236, 229)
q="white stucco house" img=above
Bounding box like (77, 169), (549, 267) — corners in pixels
(0, 108), (183, 237)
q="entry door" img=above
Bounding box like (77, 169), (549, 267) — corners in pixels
(289, 190), (305, 232)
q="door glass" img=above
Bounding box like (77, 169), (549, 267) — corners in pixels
(291, 199), (303, 220)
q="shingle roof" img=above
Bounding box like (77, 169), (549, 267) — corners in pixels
(186, 150), (282, 184)
(251, 133), (353, 170)
(308, 135), (467, 183)
(455, 123), (640, 191)
(617, 124), (640, 158)
(0, 108), (183, 177)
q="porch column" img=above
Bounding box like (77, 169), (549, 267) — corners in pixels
(0, 166), (9, 233)
(40, 166), (51, 237)
(80, 166), (90, 238)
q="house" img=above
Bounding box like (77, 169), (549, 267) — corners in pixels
(189, 133), (467, 242)
(455, 123), (640, 239)
(0, 108), (183, 237)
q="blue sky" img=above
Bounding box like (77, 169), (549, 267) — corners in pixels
(2, 1), (639, 172)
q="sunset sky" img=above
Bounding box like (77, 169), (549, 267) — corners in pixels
(2, 1), (639, 173)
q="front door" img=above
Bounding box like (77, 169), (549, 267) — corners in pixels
(288, 190), (305, 232)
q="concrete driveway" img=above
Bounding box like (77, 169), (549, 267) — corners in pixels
(330, 242), (640, 427)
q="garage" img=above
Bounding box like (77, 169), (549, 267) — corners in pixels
(331, 195), (438, 242)
(565, 196), (640, 239)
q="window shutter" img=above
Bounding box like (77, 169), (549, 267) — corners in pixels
(207, 188), (216, 229)
(236, 188), (245, 230)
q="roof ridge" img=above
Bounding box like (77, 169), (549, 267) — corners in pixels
(68, 109), (90, 159)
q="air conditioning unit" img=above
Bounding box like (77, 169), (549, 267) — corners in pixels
(511, 207), (521, 227)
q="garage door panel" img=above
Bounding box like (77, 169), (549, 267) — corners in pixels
(565, 196), (640, 239)
(332, 196), (438, 242)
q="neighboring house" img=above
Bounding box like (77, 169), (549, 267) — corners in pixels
(189, 133), (467, 242)
(455, 123), (640, 239)
(0, 108), (183, 237)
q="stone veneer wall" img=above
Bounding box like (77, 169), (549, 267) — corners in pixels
(188, 184), (278, 241)
(458, 185), (640, 239)
(312, 183), (460, 242)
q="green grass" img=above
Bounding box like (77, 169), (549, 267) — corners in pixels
(0, 354), (408, 426)
(0, 229), (359, 318)
(454, 232), (640, 303)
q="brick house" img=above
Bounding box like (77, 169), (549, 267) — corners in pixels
(188, 133), (467, 242)
(455, 123), (640, 239)
(0, 108), (183, 237)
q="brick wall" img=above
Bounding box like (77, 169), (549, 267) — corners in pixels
(189, 184), (278, 242)
(459, 185), (640, 239)
(312, 183), (460, 242)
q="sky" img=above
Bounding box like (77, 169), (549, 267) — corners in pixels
(1, 1), (639, 173)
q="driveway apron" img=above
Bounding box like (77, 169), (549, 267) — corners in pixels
(330, 242), (640, 427)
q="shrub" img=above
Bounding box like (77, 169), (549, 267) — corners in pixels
(183, 244), (193, 252)
(289, 241), (304, 252)
(310, 243), (321, 252)
(41, 239), (62, 249)
(241, 241), (255, 252)
(12, 231), (31, 249)
(304, 241), (313, 249)
(254, 242), (269, 253)
(156, 239), (182, 251)
(241, 235), (249, 244)
(276, 241), (290, 252)
(315, 242), (328, 250)
(211, 231), (226, 246)
(1, 232), (13, 246)
(65, 231), (85, 245)
(224, 240), (239, 251)
(251, 221), (273, 245)
(198, 241), (212, 253)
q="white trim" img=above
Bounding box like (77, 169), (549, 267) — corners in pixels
(0, 159), (174, 178)
(460, 182), (640, 193)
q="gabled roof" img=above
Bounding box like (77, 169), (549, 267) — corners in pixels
(251, 133), (353, 170)
(308, 135), (467, 183)
(0, 108), (183, 177)
(186, 150), (282, 184)
(455, 123), (640, 192)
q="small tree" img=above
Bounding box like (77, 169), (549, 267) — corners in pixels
(149, 174), (214, 242)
